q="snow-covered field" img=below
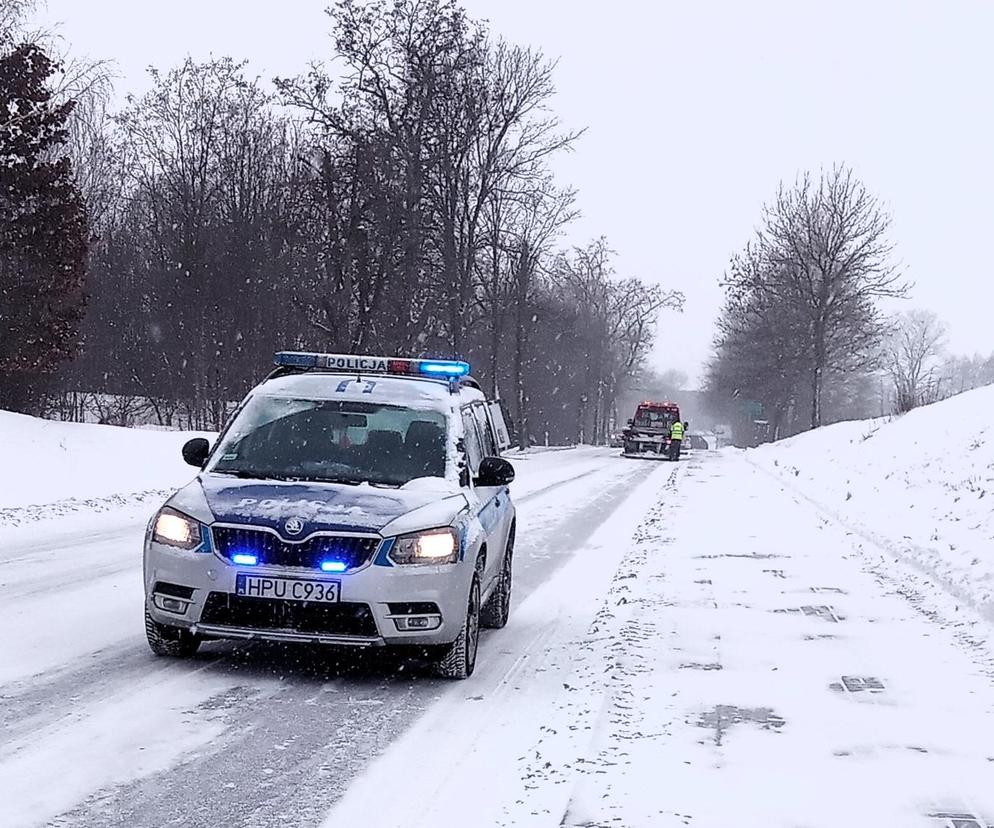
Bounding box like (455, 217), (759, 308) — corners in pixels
(2, 395), (994, 828)
(0, 410), (212, 537)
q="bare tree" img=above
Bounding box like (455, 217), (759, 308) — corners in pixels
(753, 166), (906, 429)
(434, 40), (582, 352)
(1, 0), (113, 135)
(552, 238), (682, 443)
(0, 0), (33, 43)
(887, 309), (947, 412)
(66, 79), (119, 232)
(708, 167), (907, 440)
(506, 181), (577, 447)
(938, 351), (994, 397)
(39, 1), (675, 445)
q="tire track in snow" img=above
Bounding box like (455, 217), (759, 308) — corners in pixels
(747, 457), (994, 683)
(3, 451), (654, 828)
(316, 457), (679, 828)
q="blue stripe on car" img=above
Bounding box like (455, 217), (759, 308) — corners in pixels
(374, 538), (396, 567)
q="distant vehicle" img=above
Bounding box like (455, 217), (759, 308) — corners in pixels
(143, 352), (516, 679)
(608, 432), (624, 448)
(621, 401), (682, 459)
(684, 434), (710, 451)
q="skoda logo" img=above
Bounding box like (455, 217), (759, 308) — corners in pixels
(284, 517), (305, 536)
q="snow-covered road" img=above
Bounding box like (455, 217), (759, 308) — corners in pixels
(0, 447), (657, 828)
(3, 442), (993, 828)
(322, 450), (994, 828)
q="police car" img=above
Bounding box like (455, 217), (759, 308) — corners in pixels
(143, 353), (516, 679)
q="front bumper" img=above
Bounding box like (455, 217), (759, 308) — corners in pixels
(623, 433), (671, 453)
(192, 624), (382, 648)
(144, 536), (474, 648)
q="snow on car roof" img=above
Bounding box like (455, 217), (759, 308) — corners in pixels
(255, 372), (486, 411)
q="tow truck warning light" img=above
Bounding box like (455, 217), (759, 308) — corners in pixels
(274, 352), (470, 378)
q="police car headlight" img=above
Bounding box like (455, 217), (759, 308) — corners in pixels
(390, 528), (459, 565)
(152, 507), (202, 550)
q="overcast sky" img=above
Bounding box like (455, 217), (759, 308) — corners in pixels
(39, 0), (994, 388)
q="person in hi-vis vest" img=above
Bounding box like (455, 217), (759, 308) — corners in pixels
(669, 419), (685, 461)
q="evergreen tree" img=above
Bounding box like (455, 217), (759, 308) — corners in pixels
(0, 42), (88, 412)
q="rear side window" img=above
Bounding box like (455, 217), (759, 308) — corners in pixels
(461, 409), (484, 474)
(471, 404), (497, 457)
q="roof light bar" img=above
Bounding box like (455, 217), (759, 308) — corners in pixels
(273, 352), (470, 379)
(419, 360), (470, 377)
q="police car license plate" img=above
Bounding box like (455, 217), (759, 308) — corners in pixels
(235, 574), (340, 603)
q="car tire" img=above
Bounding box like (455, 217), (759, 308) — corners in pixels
(145, 606), (201, 658)
(432, 571), (481, 679)
(481, 526), (514, 630)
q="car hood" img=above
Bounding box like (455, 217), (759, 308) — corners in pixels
(168, 474), (468, 538)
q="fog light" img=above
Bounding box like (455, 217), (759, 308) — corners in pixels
(154, 595), (189, 614)
(393, 615), (442, 632)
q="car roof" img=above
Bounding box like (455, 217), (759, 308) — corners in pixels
(255, 372), (486, 411)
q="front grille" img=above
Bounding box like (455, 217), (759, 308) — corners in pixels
(200, 592), (378, 637)
(212, 526), (380, 570)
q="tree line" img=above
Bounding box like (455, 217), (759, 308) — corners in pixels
(705, 166), (905, 442)
(0, 0), (681, 446)
(705, 165), (992, 445)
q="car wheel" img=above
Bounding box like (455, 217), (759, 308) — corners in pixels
(432, 571), (481, 679)
(481, 526), (514, 630)
(145, 606), (201, 658)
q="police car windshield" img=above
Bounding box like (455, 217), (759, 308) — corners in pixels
(207, 396), (449, 487)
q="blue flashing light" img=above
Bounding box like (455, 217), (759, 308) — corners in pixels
(419, 360), (470, 377)
(274, 351), (318, 368)
(320, 560), (347, 573)
(232, 553), (258, 566)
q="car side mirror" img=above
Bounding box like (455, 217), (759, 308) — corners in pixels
(474, 456), (515, 487)
(182, 437), (211, 468)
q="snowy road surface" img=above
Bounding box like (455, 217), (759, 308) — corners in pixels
(0, 448), (655, 827)
(3, 445), (994, 827)
(324, 450), (994, 828)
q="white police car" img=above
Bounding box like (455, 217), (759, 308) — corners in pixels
(143, 353), (516, 679)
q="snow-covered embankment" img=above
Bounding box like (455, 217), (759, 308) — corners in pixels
(0, 410), (211, 534)
(747, 385), (994, 615)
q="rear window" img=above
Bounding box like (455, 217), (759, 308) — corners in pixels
(634, 407), (678, 428)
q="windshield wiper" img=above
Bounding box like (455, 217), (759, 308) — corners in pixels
(212, 469), (291, 481)
(298, 475), (365, 486)
(290, 475), (402, 488)
(213, 470), (400, 488)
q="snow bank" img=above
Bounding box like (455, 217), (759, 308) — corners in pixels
(748, 385), (994, 613)
(0, 409), (209, 511)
